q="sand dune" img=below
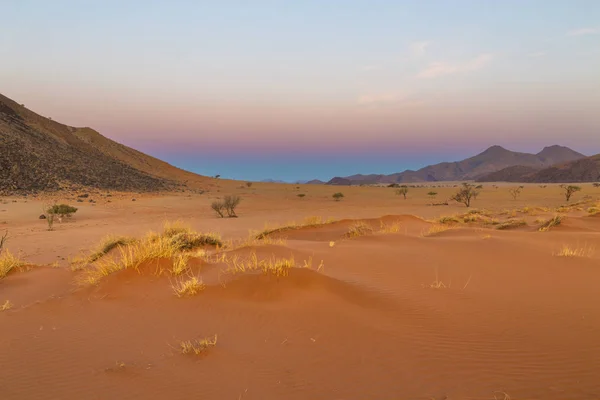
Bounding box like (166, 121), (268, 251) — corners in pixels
(2, 184), (600, 399)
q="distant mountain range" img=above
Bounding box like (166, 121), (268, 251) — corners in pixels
(478, 154), (600, 183)
(316, 145), (588, 185)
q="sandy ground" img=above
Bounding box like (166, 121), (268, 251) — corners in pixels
(1, 181), (600, 399)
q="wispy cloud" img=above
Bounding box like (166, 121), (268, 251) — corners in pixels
(357, 93), (424, 108)
(417, 53), (493, 79)
(410, 41), (431, 57)
(528, 51), (546, 57)
(567, 27), (599, 36)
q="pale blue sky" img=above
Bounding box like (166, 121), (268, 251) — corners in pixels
(1, 1), (599, 181)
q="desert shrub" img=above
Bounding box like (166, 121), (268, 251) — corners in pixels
(438, 216), (461, 224)
(246, 182), (253, 188)
(223, 195), (241, 217)
(593, 183), (600, 187)
(332, 192), (344, 201)
(509, 187), (522, 200)
(345, 221), (374, 238)
(560, 185), (581, 202)
(47, 204), (78, 217)
(396, 187), (408, 199)
(168, 231), (222, 250)
(538, 215), (562, 231)
(451, 183), (479, 207)
(297, 193), (306, 198)
(211, 201), (225, 218)
(496, 219), (527, 230)
(427, 191), (437, 198)
(180, 335), (217, 355)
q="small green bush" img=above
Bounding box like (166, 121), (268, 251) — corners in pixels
(47, 204), (78, 217)
(333, 192), (344, 201)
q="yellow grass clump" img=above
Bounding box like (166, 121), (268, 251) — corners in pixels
(171, 253), (190, 275)
(1, 300), (13, 311)
(422, 224), (454, 237)
(496, 219), (527, 230)
(225, 253), (323, 277)
(555, 244), (595, 258)
(379, 221), (401, 233)
(180, 334), (218, 355)
(0, 250), (27, 280)
(255, 216), (336, 239)
(345, 221), (374, 238)
(172, 275), (205, 297)
(538, 216), (562, 232)
(71, 235), (137, 270)
(437, 215), (461, 225)
(588, 207), (600, 215)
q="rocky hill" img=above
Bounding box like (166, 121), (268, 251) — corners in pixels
(0, 93), (207, 195)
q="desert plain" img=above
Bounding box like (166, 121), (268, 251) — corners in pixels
(1, 181), (600, 400)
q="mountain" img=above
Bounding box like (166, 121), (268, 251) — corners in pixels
(479, 154), (600, 183)
(0, 93), (206, 194)
(324, 145), (586, 185)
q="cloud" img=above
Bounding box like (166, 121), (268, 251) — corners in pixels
(417, 53), (493, 79)
(567, 27), (599, 36)
(528, 51), (546, 57)
(410, 41), (431, 56)
(357, 93), (424, 108)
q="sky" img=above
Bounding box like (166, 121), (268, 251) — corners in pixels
(1, 0), (599, 181)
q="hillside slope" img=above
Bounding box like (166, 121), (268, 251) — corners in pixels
(479, 154), (600, 183)
(326, 145), (586, 185)
(0, 93), (206, 194)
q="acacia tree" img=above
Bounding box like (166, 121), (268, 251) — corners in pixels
(560, 185), (581, 202)
(451, 183), (479, 208)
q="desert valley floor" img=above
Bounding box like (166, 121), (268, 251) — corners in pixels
(1, 182), (600, 400)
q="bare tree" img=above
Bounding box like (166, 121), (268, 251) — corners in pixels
(0, 230), (7, 254)
(396, 187), (408, 199)
(560, 185), (581, 202)
(211, 201), (225, 218)
(451, 183), (479, 208)
(509, 187), (522, 200)
(223, 195), (241, 217)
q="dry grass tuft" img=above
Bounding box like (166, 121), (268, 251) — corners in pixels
(172, 275), (205, 297)
(225, 253), (323, 277)
(555, 244), (595, 258)
(422, 224), (455, 237)
(588, 207), (600, 215)
(255, 216), (336, 239)
(1, 300), (13, 311)
(378, 221), (401, 233)
(438, 215), (461, 224)
(180, 334), (218, 355)
(72, 235), (137, 270)
(171, 253), (190, 275)
(0, 250), (27, 280)
(496, 219), (527, 230)
(345, 221), (374, 238)
(538, 215), (562, 232)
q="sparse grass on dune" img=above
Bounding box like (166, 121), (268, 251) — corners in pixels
(171, 274), (205, 297)
(179, 334), (218, 355)
(345, 221), (374, 238)
(555, 244), (595, 258)
(71, 235), (137, 270)
(225, 252), (323, 277)
(80, 222), (223, 285)
(421, 224), (455, 237)
(495, 219), (527, 230)
(538, 215), (562, 232)
(0, 250), (27, 280)
(378, 220), (401, 234)
(1, 300), (13, 311)
(255, 216), (336, 239)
